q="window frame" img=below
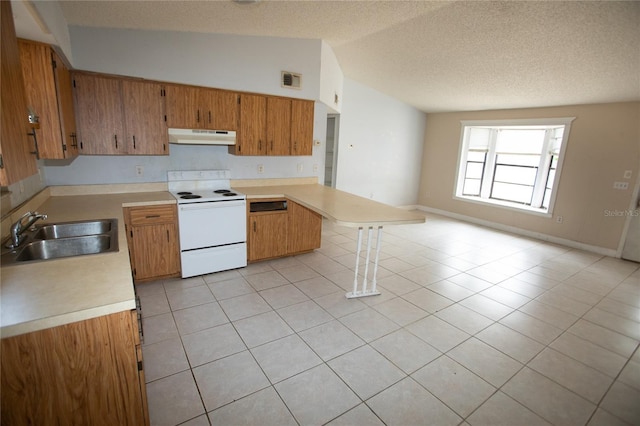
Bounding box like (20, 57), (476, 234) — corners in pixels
(454, 118), (575, 216)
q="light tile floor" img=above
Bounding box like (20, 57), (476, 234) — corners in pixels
(136, 213), (640, 426)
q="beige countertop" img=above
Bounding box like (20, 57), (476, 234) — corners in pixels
(0, 191), (175, 338)
(236, 184), (425, 228)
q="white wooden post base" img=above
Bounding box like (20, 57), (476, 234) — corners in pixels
(346, 226), (383, 299)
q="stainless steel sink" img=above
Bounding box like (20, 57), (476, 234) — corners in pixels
(1, 218), (118, 265)
(16, 235), (114, 261)
(33, 219), (114, 240)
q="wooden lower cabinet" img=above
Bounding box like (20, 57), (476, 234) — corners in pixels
(1, 310), (149, 426)
(288, 200), (322, 253)
(124, 204), (181, 282)
(248, 208), (288, 262)
(247, 198), (322, 262)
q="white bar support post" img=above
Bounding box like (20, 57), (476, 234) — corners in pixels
(346, 225), (383, 299)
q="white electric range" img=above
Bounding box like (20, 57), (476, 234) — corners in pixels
(168, 170), (247, 278)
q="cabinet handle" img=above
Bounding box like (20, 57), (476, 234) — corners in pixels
(208, 111), (212, 123)
(271, 141), (273, 151)
(253, 221), (256, 232)
(166, 229), (170, 242)
(258, 140), (262, 150)
(27, 130), (40, 158)
(145, 214), (161, 219)
(132, 135), (136, 149)
(114, 134), (118, 149)
(196, 110), (200, 123)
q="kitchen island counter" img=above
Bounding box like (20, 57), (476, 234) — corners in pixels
(0, 191), (175, 338)
(236, 183), (425, 227)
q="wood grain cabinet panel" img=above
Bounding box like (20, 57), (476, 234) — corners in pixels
(18, 39), (78, 160)
(1, 310), (149, 426)
(247, 200), (288, 261)
(73, 73), (167, 155)
(122, 80), (168, 155)
(0, 1), (39, 185)
(73, 73), (126, 154)
(247, 199), (321, 262)
(287, 200), (322, 254)
(266, 97), (291, 155)
(231, 93), (267, 156)
(291, 99), (314, 156)
(124, 205), (181, 282)
(165, 84), (238, 131)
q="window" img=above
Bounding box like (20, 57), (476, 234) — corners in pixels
(455, 118), (574, 214)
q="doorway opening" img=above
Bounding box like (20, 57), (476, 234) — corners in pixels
(325, 114), (340, 187)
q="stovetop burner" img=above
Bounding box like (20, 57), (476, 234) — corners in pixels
(180, 194), (202, 199)
(214, 189), (231, 194)
(177, 191), (193, 195)
(222, 192), (238, 196)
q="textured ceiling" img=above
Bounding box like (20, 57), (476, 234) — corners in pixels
(29, 1), (640, 112)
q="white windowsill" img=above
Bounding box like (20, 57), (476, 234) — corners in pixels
(453, 194), (553, 217)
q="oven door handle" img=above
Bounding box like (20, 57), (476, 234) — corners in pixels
(179, 200), (246, 211)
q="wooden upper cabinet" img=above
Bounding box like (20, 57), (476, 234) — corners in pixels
(232, 93), (267, 156)
(230, 94), (314, 157)
(52, 51), (79, 158)
(164, 84), (199, 129)
(291, 100), (314, 156)
(74, 73), (125, 154)
(165, 84), (237, 131)
(18, 39), (78, 160)
(0, 1), (38, 185)
(266, 97), (291, 156)
(73, 73), (167, 155)
(199, 88), (238, 130)
(121, 80), (168, 155)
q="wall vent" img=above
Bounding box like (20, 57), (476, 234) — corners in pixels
(281, 71), (302, 89)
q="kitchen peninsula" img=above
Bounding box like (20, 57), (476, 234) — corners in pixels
(235, 182), (426, 297)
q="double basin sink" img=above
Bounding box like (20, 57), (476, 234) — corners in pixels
(1, 219), (118, 265)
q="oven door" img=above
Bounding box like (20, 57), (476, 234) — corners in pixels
(177, 200), (246, 251)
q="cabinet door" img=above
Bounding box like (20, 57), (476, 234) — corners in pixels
(199, 88), (238, 130)
(52, 51), (79, 159)
(129, 223), (180, 281)
(164, 84), (199, 129)
(248, 213), (288, 261)
(122, 80), (167, 155)
(266, 97), (291, 156)
(73, 73), (125, 154)
(236, 93), (266, 156)
(0, 1), (38, 185)
(18, 40), (64, 160)
(291, 99), (314, 156)
(287, 201), (322, 254)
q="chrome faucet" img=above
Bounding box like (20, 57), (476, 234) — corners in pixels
(6, 211), (48, 249)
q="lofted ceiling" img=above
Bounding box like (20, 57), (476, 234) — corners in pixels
(14, 0), (640, 113)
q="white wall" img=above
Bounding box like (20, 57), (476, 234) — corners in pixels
(69, 26), (321, 100)
(319, 41), (343, 113)
(336, 78), (426, 206)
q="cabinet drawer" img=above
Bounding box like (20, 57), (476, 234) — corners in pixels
(128, 205), (176, 225)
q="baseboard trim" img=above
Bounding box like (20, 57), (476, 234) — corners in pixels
(416, 205), (618, 258)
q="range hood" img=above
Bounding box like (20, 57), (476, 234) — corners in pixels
(168, 128), (236, 145)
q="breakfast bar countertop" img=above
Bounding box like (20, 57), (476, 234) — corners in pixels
(235, 184), (425, 228)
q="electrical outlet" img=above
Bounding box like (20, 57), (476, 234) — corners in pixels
(556, 215), (563, 224)
(297, 163), (303, 173)
(257, 164), (264, 174)
(613, 182), (629, 190)
(623, 170), (632, 179)
(135, 165), (144, 177)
